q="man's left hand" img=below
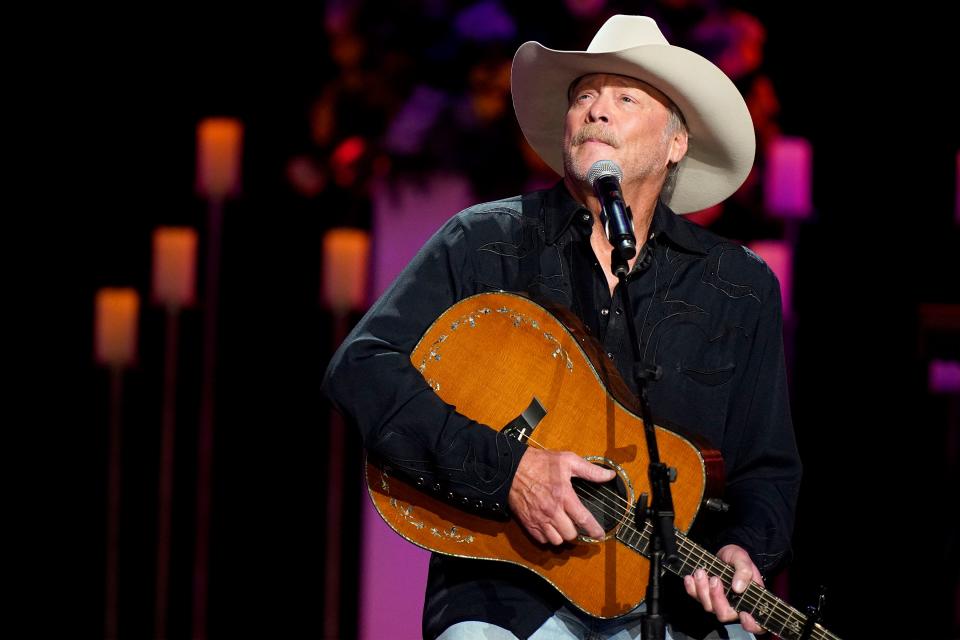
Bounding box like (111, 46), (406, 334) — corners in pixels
(682, 544), (766, 634)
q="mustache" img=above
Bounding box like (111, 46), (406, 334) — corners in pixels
(571, 125), (620, 148)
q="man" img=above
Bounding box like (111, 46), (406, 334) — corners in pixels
(323, 15), (801, 640)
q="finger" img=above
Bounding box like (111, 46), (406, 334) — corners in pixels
(518, 511), (548, 544)
(570, 456), (617, 483)
(718, 544), (763, 591)
(708, 576), (738, 623)
(731, 565), (754, 594)
(739, 612), (765, 634)
(566, 495), (605, 539)
(526, 524), (547, 544)
(553, 511), (580, 542)
(691, 568), (713, 612)
(542, 523), (564, 546)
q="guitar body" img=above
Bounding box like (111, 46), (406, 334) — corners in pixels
(365, 291), (723, 618)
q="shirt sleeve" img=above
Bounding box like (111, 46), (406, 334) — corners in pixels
(714, 272), (803, 576)
(321, 214), (527, 518)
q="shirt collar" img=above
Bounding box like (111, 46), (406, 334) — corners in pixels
(650, 198), (708, 256)
(543, 181), (589, 245)
(543, 180), (707, 256)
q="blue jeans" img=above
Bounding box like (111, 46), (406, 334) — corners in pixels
(437, 603), (756, 640)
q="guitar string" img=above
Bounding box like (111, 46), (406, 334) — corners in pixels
(517, 432), (814, 637)
(569, 480), (808, 635)
(501, 428), (827, 635)
(561, 464), (819, 638)
(570, 481), (815, 637)
(424, 308), (835, 638)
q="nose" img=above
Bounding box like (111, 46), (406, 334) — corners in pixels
(587, 92), (612, 123)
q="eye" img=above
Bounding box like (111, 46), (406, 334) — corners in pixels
(620, 94), (637, 104)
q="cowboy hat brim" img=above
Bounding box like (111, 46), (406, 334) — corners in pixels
(511, 35), (756, 214)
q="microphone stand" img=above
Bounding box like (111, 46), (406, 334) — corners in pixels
(610, 235), (679, 640)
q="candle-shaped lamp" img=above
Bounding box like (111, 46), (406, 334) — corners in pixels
(322, 228), (371, 315)
(152, 227), (198, 309)
(95, 288), (140, 368)
(320, 226), (371, 638)
(953, 150), (960, 225)
(929, 360), (960, 394)
(96, 286), (139, 640)
(747, 240), (793, 320)
(195, 118), (243, 201)
(192, 117), (242, 640)
(150, 226), (197, 637)
(764, 135), (813, 220)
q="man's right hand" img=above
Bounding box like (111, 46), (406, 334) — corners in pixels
(507, 447), (617, 545)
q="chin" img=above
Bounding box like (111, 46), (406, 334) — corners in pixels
(563, 159), (589, 184)
(568, 156), (607, 184)
(578, 149), (623, 176)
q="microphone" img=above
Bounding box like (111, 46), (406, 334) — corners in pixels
(587, 160), (636, 262)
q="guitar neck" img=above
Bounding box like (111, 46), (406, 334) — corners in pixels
(615, 523), (840, 640)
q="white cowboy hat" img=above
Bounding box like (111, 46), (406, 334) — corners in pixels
(511, 14), (755, 214)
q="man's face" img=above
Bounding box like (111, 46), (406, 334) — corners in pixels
(562, 73), (682, 188)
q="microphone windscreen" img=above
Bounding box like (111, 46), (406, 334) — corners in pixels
(587, 160), (623, 186)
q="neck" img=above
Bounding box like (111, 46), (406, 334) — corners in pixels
(563, 175), (659, 253)
(563, 176), (659, 293)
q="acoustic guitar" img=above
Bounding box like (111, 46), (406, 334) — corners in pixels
(365, 291), (838, 640)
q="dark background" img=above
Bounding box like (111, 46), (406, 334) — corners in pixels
(24, 3), (958, 638)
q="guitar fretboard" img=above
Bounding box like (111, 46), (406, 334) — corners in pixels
(614, 522), (840, 640)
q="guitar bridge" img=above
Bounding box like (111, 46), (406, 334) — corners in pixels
(501, 397), (547, 443)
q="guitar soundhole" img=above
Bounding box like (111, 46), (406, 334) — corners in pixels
(572, 474), (629, 535)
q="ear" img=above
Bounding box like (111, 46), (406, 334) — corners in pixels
(667, 130), (688, 165)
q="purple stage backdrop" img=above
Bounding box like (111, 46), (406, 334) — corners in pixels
(360, 173), (474, 640)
